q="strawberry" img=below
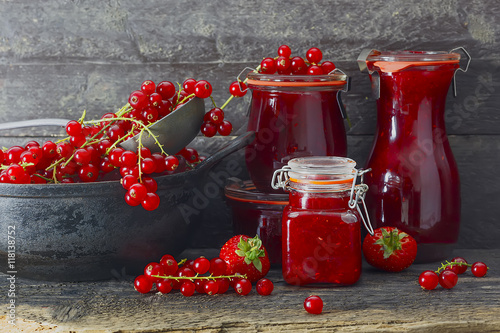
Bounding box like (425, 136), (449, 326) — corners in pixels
(362, 227), (417, 272)
(219, 235), (270, 283)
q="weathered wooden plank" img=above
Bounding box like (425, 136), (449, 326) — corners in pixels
(0, 249), (498, 332)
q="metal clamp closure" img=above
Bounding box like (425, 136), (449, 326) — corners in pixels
(449, 47), (472, 97)
(348, 168), (374, 236)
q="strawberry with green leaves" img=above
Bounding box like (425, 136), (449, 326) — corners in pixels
(362, 227), (417, 272)
(219, 235), (270, 283)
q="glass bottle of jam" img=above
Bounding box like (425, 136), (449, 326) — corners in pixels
(272, 156), (373, 286)
(246, 71), (349, 193)
(358, 49), (470, 262)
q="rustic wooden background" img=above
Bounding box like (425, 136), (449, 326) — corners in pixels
(0, 0), (498, 250)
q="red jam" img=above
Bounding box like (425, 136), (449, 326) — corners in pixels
(282, 191), (361, 286)
(273, 156), (366, 286)
(362, 50), (462, 262)
(245, 73), (348, 192)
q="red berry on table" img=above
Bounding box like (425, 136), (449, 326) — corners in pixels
(182, 78), (197, 94)
(193, 257), (211, 275)
(321, 61), (336, 74)
(448, 257), (468, 274)
(219, 235), (270, 283)
(471, 262), (488, 277)
(418, 270), (439, 290)
(128, 90), (148, 110)
(194, 80), (213, 99)
(65, 120), (83, 137)
(134, 275), (153, 294)
(256, 278), (274, 296)
(156, 280), (173, 294)
(277, 44), (292, 58)
(209, 257), (227, 276)
(307, 65), (323, 75)
(362, 227), (417, 272)
(204, 280), (219, 295)
(218, 120), (233, 136)
(216, 278), (230, 294)
(201, 121), (217, 138)
(291, 56), (307, 75)
(234, 278), (252, 296)
(142, 192), (160, 211)
(439, 270), (458, 289)
(160, 255), (178, 275)
(180, 281), (196, 297)
(306, 47), (323, 64)
(229, 81), (247, 97)
(195, 279), (206, 294)
(260, 57), (277, 74)
(144, 262), (164, 283)
(141, 80), (156, 96)
(304, 295), (323, 314)
(156, 81), (176, 100)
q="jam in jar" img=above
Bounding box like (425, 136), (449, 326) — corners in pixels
(272, 156), (373, 286)
(358, 49), (470, 262)
(246, 71), (349, 192)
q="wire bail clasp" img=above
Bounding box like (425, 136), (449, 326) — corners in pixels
(348, 168), (374, 235)
(271, 165), (292, 190)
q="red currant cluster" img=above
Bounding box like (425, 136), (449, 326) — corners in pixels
(0, 79), (219, 211)
(259, 45), (336, 75)
(419, 256), (489, 290)
(134, 254), (274, 297)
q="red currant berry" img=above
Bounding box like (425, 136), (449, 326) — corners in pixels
(471, 262), (488, 277)
(24, 140), (40, 149)
(164, 155), (179, 171)
(121, 174), (138, 190)
(128, 90), (148, 110)
(449, 257), (468, 274)
(194, 80), (212, 99)
(291, 56), (307, 75)
(125, 192), (141, 206)
(193, 257), (210, 275)
(149, 92), (163, 107)
(194, 279), (206, 294)
(216, 278), (230, 294)
(209, 258), (227, 276)
(134, 275), (153, 294)
(128, 183), (148, 202)
(307, 65), (323, 75)
(156, 81), (176, 100)
(157, 99), (172, 118)
(178, 148), (199, 164)
(306, 47), (323, 64)
(439, 270), (458, 289)
(321, 61), (336, 74)
(229, 81), (247, 97)
(304, 295), (323, 314)
(5, 146), (24, 164)
(234, 278), (252, 296)
(180, 281), (196, 297)
(65, 120), (83, 137)
(141, 157), (156, 174)
(156, 280), (173, 294)
(141, 80), (156, 96)
(21, 150), (39, 166)
(7, 165), (28, 183)
(120, 150), (138, 168)
(142, 107), (159, 124)
(201, 121), (217, 137)
(256, 278), (274, 296)
(218, 120), (232, 136)
(109, 148), (125, 167)
(204, 280), (219, 295)
(277, 44), (292, 58)
(74, 148), (92, 165)
(160, 256), (178, 276)
(142, 192), (160, 211)
(139, 147), (152, 159)
(42, 141), (57, 159)
(260, 57), (277, 74)
(204, 108), (224, 125)
(142, 176), (158, 193)
(182, 78), (197, 94)
(418, 270), (439, 290)
(100, 157), (115, 173)
(79, 164), (99, 182)
(276, 56), (291, 74)
(144, 262), (164, 283)
(70, 134), (87, 148)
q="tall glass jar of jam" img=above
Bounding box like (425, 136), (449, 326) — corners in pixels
(272, 156), (373, 286)
(246, 71), (349, 193)
(358, 49), (470, 262)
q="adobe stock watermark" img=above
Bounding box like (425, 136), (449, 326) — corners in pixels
(6, 225), (17, 326)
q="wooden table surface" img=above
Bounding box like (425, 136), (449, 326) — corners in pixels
(1, 248), (499, 333)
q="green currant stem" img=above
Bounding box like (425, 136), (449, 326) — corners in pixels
(33, 173), (53, 182)
(152, 273), (247, 281)
(435, 260), (470, 274)
(0, 162), (34, 171)
(209, 96), (217, 108)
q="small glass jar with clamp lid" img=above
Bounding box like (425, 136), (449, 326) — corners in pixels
(271, 156), (373, 286)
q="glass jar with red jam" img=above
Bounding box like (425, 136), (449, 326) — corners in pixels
(272, 156), (373, 286)
(246, 71), (349, 193)
(358, 49), (470, 262)
(224, 178), (288, 265)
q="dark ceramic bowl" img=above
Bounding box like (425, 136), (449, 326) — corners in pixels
(0, 132), (254, 281)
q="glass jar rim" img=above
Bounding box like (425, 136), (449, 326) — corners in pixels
(366, 50), (461, 62)
(287, 156), (357, 187)
(247, 72), (347, 88)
